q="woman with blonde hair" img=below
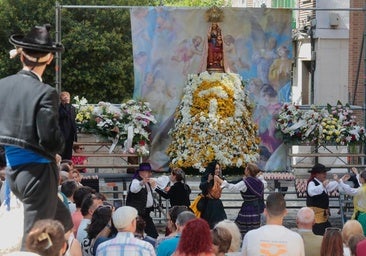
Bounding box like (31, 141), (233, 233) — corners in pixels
(211, 226), (232, 256)
(214, 220), (241, 253)
(342, 220), (364, 256)
(27, 219), (67, 256)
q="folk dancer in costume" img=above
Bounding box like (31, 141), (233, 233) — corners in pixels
(306, 163), (338, 235)
(126, 162), (159, 239)
(199, 161), (227, 228)
(220, 163), (267, 237)
(335, 167), (366, 236)
(0, 24), (73, 249)
(154, 168), (191, 208)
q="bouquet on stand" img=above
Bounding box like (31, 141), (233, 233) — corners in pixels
(276, 101), (366, 146)
(73, 96), (157, 156)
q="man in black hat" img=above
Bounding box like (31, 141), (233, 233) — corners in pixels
(0, 24), (73, 249)
(306, 163), (339, 235)
(126, 162), (159, 238)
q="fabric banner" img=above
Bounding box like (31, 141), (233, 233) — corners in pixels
(131, 7), (292, 171)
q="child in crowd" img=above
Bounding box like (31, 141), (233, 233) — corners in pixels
(71, 145), (88, 173)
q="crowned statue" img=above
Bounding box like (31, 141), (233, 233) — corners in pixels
(206, 6), (225, 73)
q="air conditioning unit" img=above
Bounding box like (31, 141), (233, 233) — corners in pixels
(329, 13), (340, 28)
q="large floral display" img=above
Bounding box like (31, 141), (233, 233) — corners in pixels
(276, 101), (366, 145)
(73, 96), (156, 156)
(167, 71), (260, 172)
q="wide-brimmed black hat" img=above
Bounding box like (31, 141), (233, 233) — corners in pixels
(9, 24), (64, 53)
(308, 163), (331, 173)
(137, 162), (153, 172)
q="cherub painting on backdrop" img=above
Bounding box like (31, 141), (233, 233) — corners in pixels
(223, 34), (250, 73)
(142, 70), (167, 123)
(171, 35), (204, 75)
(155, 8), (177, 43)
(254, 84), (282, 154)
(131, 8), (151, 50)
(133, 51), (148, 96)
(269, 45), (292, 102)
(162, 83), (181, 119)
(251, 36), (277, 84)
(151, 9), (184, 72)
(246, 78), (263, 105)
(248, 16), (293, 168)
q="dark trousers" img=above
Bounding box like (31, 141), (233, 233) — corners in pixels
(61, 134), (74, 160)
(313, 220), (331, 235)
(6, 162), (73, 249)
(142, 207), (158, 239)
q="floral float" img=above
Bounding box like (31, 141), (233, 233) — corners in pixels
(167, 71), (260, 172)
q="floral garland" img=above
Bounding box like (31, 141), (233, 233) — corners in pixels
(167, 71), (260, 172)
(73, 96), (157, 156)
(276, 101), (366, 145)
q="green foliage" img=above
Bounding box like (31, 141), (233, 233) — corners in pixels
(0, 0), (56, 83)
(60, 5), (131, 102)
(0, 0), (224, 103)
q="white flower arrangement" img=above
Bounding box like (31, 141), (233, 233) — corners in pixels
(73, 97), (157, 156)
(276, 101), (366, 145)
(167, 71), (260, 172)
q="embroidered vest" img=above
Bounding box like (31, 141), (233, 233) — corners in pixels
(306, 179), (329, 209)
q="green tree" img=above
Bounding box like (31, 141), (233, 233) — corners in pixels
(0, 0), (227, 103)
(0, 0), (56, 84)
(0, 0), (155, 103)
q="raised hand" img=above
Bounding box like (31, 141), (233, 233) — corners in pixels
(214, 174), (223, 184)
(341, 173), (350, 182)
(351, 167), (359, 175)
(323, 179), (330, 187)
(148, 178), (157, 188)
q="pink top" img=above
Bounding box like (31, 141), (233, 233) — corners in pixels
(71, 155), (87, 173)
(71, 210), (83, 236)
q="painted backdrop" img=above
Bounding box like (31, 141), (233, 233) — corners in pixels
(131, 7), (292, 171)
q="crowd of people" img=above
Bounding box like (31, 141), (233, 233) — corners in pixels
(2, 23), (366, 256)
(3, 155), (366, 256)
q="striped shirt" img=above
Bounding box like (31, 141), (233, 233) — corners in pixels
(96, 232), (156, 256)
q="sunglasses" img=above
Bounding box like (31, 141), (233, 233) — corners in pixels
(325, 227), (341, 233)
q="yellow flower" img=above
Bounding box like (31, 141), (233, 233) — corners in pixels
(168, 72), (260, 172)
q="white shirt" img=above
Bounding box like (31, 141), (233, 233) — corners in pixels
(307, 177), (338, 197)
(130, 179), (155, 208)
(76, 218), (90, 242)
(242, 225), (305, 256)
(222, 174), (267, 192)
(151, 175), (170, 189)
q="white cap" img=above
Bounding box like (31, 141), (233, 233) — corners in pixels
(112, 206), (138, 230)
